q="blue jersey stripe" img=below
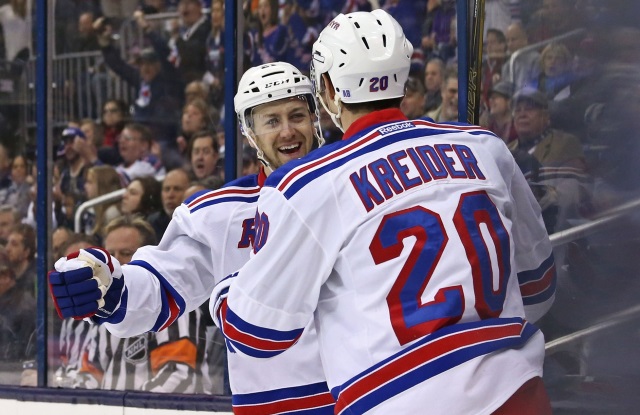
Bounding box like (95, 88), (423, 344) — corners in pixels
(225, 305), (304, 342)
(518, 254), (555, 284)
(234, 381), (331, 405)
(190, 195), (260, 213)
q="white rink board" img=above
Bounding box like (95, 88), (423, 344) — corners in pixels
(0, 398), (233, 415)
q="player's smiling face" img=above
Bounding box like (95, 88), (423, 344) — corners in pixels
(250, 97), (315, 169)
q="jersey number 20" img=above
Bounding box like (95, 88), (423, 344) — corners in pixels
(369, 191), (511, 345)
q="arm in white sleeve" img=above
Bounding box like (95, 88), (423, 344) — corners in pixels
(105, 204), (220, 337)
(509, 159), (557, 322)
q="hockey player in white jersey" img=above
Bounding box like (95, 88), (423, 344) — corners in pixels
(211, 9), (556, 415)
(48, 62), (335, 414)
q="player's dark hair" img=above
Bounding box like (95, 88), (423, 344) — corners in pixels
(342, 97), (403, 114)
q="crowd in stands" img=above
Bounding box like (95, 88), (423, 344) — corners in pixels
(0, 0), (639, 399)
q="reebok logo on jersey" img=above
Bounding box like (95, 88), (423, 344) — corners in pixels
(378, 122), (414, 135)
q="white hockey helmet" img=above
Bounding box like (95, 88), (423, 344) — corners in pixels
(234, 62), (324, 170)
(311, 9), (413, 129)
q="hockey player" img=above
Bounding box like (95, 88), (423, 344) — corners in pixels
(48, 62), (335, 414)
(210, 9), (556, 415)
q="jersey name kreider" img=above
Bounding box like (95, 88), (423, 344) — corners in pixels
(349, 143), (486, 212)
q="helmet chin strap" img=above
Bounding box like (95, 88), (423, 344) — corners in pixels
(249, 134), (275, 175)
(319, 89), (345, 133)
(241, 121), (275, 175)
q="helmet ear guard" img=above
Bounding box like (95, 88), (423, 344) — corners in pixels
(311, 43), (334, 96)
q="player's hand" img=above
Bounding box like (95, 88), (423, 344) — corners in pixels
(48, 248), (125, 321)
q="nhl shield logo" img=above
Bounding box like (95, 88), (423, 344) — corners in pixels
(124, 335), (148, 363)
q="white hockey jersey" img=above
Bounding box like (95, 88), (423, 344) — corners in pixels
(214, 109), (556, 415)
(102, 171), (334, 414)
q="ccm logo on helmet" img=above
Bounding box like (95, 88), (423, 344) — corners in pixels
(265, 79), (291, 88)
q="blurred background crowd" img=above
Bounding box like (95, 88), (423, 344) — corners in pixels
(0, 0), (639, 412)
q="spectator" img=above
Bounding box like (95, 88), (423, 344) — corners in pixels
(71, 11), (100, 52)
(188, 130), (221, 181)
(282, 0), (317, 71)
(23, 163), (60, 231)
(204, 0), (225, 106)
(481, 28), (508, 110)
(502, 22), (540, 91)
(51, 226), (73, 260)
(0, 204), (19, 261)
(100, 99), (129, 149)
(484, 0), (520, 36)
(509, 88), (589, 231)
(75, 215), (209, 392)
(421, 0), (456, 62)
(57, 127), (90, 206)
(81, 165), (123, 240)
(147, 168), (190, 239)
(0, 265), (35, 367)
(423, 57), (445, 112)
(0, 142), (13, 206)
(426, 67), (458, 122)
(53, 0), (101, 55)
(176, 98), (212, 160)
(73, 121), (102, 168)
(0, 0), (31, 62)
(400, 76), (427, 119)
(136, 0), (210, 85)
(5, 223), (36, 296)
(251, 0), (289, 65)
(51, 161), (73, 229)
(7, 153), (32, 217)
(184, 80), (210, 105)
(481, 81), (518, 143)
(116, 123), (165, 184)
(174, 0), (211, 83)
(80, 118), (104, 151)
(94, 17), (183, 147)
(120, 176), (162, 219)
(532, 42), (574, 101)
